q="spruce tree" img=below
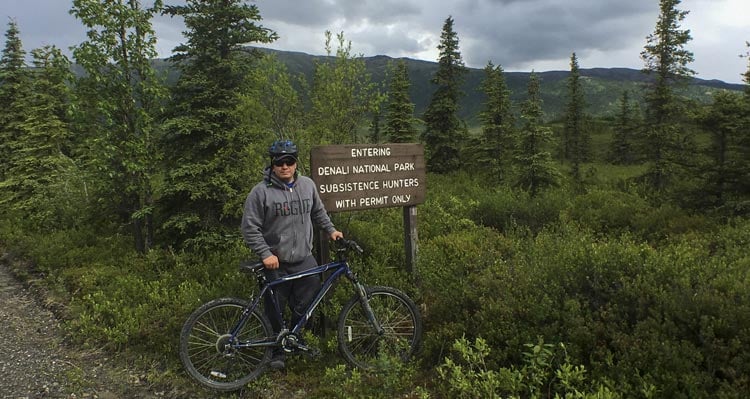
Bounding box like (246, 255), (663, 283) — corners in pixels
(478, 61), (514, 181)
(0, 19), (29, 182)
(514, 72), (560, 197)
(71, 0), (167, 252)
(422, 16), (467, 173)
(384, 59), (417, 143)
(609, 90), (639, 164)
(160, 0), (277, 248)
(369, 110), (382, 144)
(697, 91), (749, 212)
(563, 52), (591, 184)
(0, 46), (75, 225)
(639, 0), (694, 191)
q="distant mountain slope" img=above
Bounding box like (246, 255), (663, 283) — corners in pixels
(109, 48), (743, 124)
(256, 48), (744, 123)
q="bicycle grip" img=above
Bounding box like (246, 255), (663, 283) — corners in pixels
(267, 269), (281, 281)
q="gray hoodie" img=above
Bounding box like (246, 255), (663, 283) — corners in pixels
(241, 167), (336, 264)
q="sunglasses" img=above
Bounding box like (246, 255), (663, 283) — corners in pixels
(273, 158), (297, 167)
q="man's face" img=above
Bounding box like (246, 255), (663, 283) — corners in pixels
(272, 156), (297, 182)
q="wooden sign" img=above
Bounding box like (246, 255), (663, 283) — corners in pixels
(310, 144), (426, 213)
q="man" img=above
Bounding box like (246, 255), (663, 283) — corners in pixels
(241, 139), (343, 370)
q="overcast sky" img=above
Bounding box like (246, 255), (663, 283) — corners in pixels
(4, 0), (749, 84)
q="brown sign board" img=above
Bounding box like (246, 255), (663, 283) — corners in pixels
(310, 144), (426, 213)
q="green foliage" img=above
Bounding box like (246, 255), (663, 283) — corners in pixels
(159, 0), (277, 249)
(71, 0), (167, 252)
(317, 353), (427, 399)
(2, 2), (750, 397)
(242, 53), (304, 140)
(473, 186), (571, 234)
(608, 90), (641, 164)
(0, 45), (79, 227)
(479, 61), (515, 182)
(307, 31), (382, 145)
(384, 59), (418, 143)
(0, 19), (30, 182)
(639, 0), (695, 191)
(694, 91), (750, 214)
(438, 336), (619, 399)
(423, 16), (468, 173)
(3, 168), (750, 397)
(563, 53), (592, 185)
(514, 72), (562, 196)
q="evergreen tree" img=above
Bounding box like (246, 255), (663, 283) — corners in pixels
(422, 16), (468, 173)
(160, 0), (277, 248)
(369, 110), (382, 144)
(562, 52), (591, 184)
(514, 72), (560, 197)
(307, 31), (381, 145)
(639, 0), (694, 191)
(697, 91), (750, 212)
(0, 19), (29, 182)
(478, 61), (514, 181)
(609, 90), (639, 164)
(0, 46), (76, 225)
(71, 0), (167, 252)
(384, 59), (417, 143)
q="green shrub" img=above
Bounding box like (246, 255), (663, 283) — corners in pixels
(437, 336), (620, 398)
(473, 186), (571, 234)
(3, 170), (750, 398)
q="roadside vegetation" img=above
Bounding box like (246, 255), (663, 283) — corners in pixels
(1, 0), (749, 397)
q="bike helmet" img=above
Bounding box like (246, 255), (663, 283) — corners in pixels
(268, 140), (298, 160)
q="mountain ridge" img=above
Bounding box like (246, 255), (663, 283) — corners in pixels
(253, 47), (744, 122)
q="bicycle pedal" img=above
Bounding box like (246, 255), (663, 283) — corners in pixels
(296, 345), (321, 358)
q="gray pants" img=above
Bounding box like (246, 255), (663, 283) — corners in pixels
(263, 255), (319, 334)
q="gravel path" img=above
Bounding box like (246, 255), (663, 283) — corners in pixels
(0, 253), (160, 399)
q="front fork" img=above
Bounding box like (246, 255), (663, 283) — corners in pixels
(354, 282), (384, 335)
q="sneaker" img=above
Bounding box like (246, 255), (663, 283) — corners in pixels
(269, 351), (285, 370)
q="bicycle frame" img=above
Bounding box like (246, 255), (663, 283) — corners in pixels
(230, 257), (383, 350)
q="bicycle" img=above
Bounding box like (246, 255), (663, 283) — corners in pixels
(179, 238), (423, 391)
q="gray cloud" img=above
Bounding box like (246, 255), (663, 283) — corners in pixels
(459, 0), (657, 68)
(3, 0), (748, 83)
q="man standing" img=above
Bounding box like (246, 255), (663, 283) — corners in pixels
(241, 140), (343, 369)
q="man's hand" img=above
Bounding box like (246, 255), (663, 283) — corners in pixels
(262, 254), (280, 270)
(330, 230), (344, 241)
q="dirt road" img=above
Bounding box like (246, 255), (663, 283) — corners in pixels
(0, 253), (159, 399)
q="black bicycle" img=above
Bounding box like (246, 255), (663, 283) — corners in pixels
(179, 238), (422, 391)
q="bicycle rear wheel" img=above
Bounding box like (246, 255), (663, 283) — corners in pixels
(337, 286), (422, 370)
(179, 297), (272, 391)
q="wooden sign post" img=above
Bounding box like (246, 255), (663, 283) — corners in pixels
(310, 144), (426, 275)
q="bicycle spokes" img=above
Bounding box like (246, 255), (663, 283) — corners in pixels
(180, 299), (272, 391)
(338, 287), (422, 370)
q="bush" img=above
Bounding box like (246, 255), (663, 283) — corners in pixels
(438, 336), (620, 398)
(473, 186), (571, 234)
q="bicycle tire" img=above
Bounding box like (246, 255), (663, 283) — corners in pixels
(179, 297), (272, 391)
(337, 286), (422, 370)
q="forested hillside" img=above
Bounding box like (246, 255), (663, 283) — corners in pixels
(2, 0), (750, 398)
(256, 47), (745, 121)
(140, 47), (745, 122)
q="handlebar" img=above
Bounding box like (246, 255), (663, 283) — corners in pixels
(335, 238), (363, 255)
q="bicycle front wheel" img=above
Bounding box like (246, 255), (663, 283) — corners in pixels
(179, 297), (272, 391)
(337, 286), (422, 370)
